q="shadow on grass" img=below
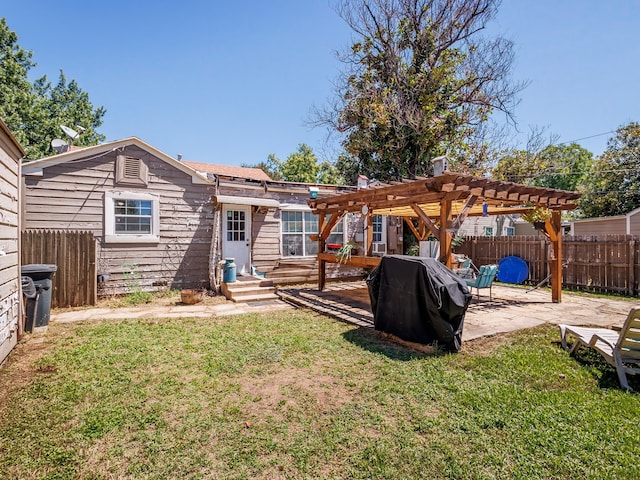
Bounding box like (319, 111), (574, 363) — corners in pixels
(554, 341), (640, 393)
(342, 327), (446, 361)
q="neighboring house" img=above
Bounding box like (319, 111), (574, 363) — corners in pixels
(21, 137), (363, 297)
(570, 207), (640, 236)
(457, 215), (517, 237)
(0, 118), (25, 365)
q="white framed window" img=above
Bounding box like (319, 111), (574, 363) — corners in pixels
(506, 226), (515, 236)
(281, 211), (343, 257)
(372, 215), (384, 243)
(104, 191), (160, 243)
(484, 226), (494, 237)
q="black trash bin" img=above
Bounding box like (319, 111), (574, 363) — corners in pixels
(21, 264), (57, 329)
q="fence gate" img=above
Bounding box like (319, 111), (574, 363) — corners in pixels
(22, 230), (97, 308)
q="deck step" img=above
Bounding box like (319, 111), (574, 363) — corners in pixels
(231, 293), (280, 303)
(222, 277), (277, 302)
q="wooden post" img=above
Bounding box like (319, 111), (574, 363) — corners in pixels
(318, 214), (326, 291)
(551, 210), (563, 302)
(440, 200), (452, 268)
(366, 212), (373, 256)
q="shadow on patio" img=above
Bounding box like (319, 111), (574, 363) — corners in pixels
(278, 281), (635, 342)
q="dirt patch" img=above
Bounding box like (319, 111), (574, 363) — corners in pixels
(53, 290), (230, 314)
(461, 329), (521, 356)
(239, 366), (355, 419)
(0, 334), (53, 407)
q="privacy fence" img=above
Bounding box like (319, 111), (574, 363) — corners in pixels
(22, 230), (97, 308)
(456, 235), (640, 296)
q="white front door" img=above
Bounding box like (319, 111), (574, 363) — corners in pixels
(222, 205), (251, 275)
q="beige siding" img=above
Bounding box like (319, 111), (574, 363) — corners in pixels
(629, 212), (640, 235)
(251, 207), (281, 271)
(23, 146), (216, 295)
(573, 218), (627, 236)
(0, 129), (21, 365)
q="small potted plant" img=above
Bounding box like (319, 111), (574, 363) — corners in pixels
(521, 207), (552, 230)
(336, 242), (358, 264)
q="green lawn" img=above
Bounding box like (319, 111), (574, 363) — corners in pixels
(1, 310), (638, 479)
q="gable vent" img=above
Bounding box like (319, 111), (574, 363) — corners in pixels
(116, 154), (148, 186)
(124, 157), (141, 178)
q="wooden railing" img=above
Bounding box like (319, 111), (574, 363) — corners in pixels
(22, 230), (97, 308)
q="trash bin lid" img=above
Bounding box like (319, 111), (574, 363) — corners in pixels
(21, 264), (58, 274)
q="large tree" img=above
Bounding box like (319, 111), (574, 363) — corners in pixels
(578, 122), (640, 218)
(319, 0), (523, 181)
(493, 143), (593, 192)
(0, 18), (105, 159)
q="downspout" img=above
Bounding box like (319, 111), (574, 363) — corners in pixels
(208, 174), (223, 293)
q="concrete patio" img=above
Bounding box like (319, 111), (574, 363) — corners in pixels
(48, 281), (636, 344)
(278, 281), (636, 341)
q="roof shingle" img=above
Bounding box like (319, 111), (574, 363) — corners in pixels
(183, 161), (271, 181)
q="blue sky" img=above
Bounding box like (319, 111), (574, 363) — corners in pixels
(4, 1), (639, 164)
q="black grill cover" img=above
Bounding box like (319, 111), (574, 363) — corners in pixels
(366, 255), (472, 352)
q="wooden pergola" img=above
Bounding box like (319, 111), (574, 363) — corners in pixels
(308, 172), (581, 303)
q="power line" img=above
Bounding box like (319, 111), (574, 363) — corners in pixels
(555, 130), (617, 146)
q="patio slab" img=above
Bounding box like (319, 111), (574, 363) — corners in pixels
(48, 282), (636, 344)
(278, 281), (636, 342)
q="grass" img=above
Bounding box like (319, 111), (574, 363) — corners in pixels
(1, 311), (639, 479)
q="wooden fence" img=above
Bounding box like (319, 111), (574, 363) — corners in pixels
(455, 235), (640, 296)
(22, 230), (97, 308)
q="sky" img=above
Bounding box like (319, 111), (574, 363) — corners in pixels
(3, 1), (639, 164)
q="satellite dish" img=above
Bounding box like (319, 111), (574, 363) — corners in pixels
(51, 139), (68, 153)
(60, 125), (79, 140)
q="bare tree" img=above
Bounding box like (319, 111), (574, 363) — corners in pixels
(316, 0), (526, 181)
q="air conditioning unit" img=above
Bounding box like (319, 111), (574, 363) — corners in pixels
(372, 243), (386, 256)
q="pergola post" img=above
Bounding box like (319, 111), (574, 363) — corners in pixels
(366, 212), (374, 256)
(550, 210), (563, 303)
(440, 199), (453, 268)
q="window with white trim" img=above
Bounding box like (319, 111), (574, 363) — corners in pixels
(281, 211), (343, 257)
(104, 191), (160, 243)
(506, 226), (515, 236)
(372, 215), (383, 243)
(484, 226), (494, 236)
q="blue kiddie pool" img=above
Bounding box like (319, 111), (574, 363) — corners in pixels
(497, 256), (529, 284)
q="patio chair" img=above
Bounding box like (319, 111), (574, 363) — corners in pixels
(558, 307), (640, 392)
(465, 264), (498, 300)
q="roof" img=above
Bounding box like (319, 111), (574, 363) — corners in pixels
(309, 172), (581, 217)
(21, 137), (212, 185)
(571, 206), (640, 224)
(0, 117), (25, 158)
(182, 160), (271, 181)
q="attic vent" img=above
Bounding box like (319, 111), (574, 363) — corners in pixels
(116, 154), (148, 186)
(124, 157), (141, 178)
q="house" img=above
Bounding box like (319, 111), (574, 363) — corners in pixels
(0, 118), (25, 365)
(457, 214), (517, 237)
(570, 207), (640, 236)
(22, 137), (215, 296)
(21, 137), (364, 299)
